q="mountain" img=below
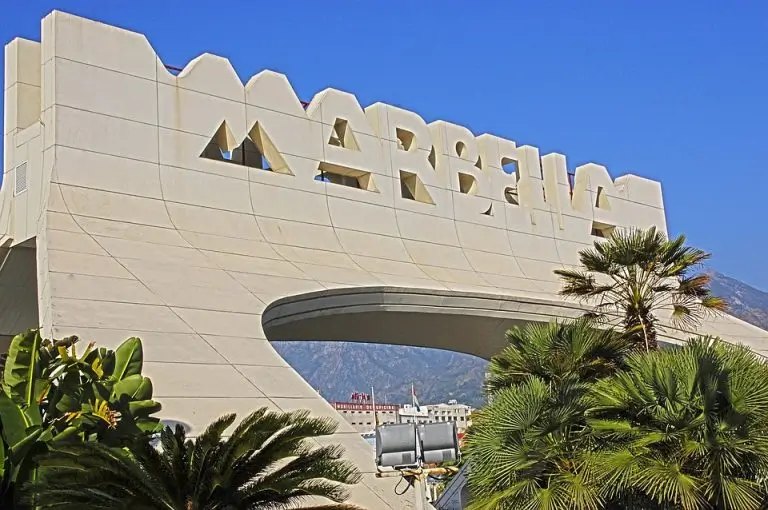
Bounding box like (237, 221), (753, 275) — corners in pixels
(708, 271), (768, 330)
(272, 272), (768, 409)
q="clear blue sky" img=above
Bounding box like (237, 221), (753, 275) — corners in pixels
(2, 1), (767, 289)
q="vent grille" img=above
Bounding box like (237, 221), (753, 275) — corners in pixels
(14, 162), (28, 195)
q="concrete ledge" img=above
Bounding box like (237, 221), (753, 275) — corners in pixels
(263, 287), (588, 359)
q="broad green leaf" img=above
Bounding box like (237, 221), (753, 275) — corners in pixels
(2, 330), (42, 407)
(111, 338), (143, 381)
(111, 375), (153, 402)
(0, 391), (30, 446)
(50, 426), (82, 443)
(8, 427), (42, 466)
(127, 400), (162, 417)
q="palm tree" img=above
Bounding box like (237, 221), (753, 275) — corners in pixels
(465, 320), (630, 510)
(484, 318), (632, 397)
(554, 227), (727, 351)
(588, 337), (768, 509)
(465, 377), (602, 510)
(24, 408), (361, 510)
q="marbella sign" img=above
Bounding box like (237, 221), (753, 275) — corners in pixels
(194, 67), (664, 237)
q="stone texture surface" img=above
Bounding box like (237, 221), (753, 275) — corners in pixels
(1, 11), (767, 509)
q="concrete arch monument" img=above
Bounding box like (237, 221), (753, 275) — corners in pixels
(3, 11), (768, 508)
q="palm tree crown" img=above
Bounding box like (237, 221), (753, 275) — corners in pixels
(554, 227), (727, 351)
(484, 318), (632, 397)
(587, 337), (768, 509)
(466, 320), (631, 510)
(25, 408), (361, 510)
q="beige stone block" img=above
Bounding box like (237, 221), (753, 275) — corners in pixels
(516, 257), (563, 281)
(403, 240), (472, 270)
(6, 83), (41, 132)
(158, 83), (247, 140)
(145, 281), (265, 314)
(202, 336), (291, 367)
(170, 308), (262, 337)
(95, 236), (215, 268)
(44, 11), (157, 79)
(552, 213), (594, 244)
(618, 202), (667, 231)
(147, 362), (263, 398)
(172, 53), (244, 101)
(453, 193), (506, 231)
(229, 272), (324, 304)
(396, 209), (459, 246)
(244, 70), (305, 114)
(51, 298), (192, 333)
(52, 144), (163, 200)
(272, 245), (353, 268)
(249, 181), (331, 225)
(463, 249), (524, 277)
(55, 106), (158, 163)
(258, 219), (341, 251)
(54, 59), (157, 124)
(509, 232), (559, 262)
(157, 397), (278, 436)
(335, 229), (412, 262)
(556, 239), (587, 266)
(181, 232), (278, 259)
(76, 216), (188, 246)
(12, 190), (28, 238)
(48, 272), (162, 305)
(120, 258), (240, 290)
(237, 365), (320, 398)
(455, 219), (510, 254)
(359, 476), (421, 510)
(5, 38), (41, 87)
(50, 326), (228, 364)
(202, 251), (307, 279)
(327, 196), (399, 237)
(420, 265), (489, 286)
(15, 123), (41, 148)
(478, 273), (546, 295)
(48, 250), (133, 279)
(293, 263), (381, 286)
(47, 326), (226, 364)
(444, 281), (502, 295)
(160, 165), (252, 214)
(369, 272), (446, 290)
(616, 174), (665, 208)
(46, 229), (107, 255)
(350, 255), (429, 278)
(46, 211), (82, 233)
(166, 202), (264, 241)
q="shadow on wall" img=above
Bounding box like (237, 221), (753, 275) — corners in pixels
(0, 245), (39, 352)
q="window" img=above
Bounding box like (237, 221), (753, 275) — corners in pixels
(14, 162), (27, 196)
(316, 170), (361, 188)
(591, 221), (615, 238)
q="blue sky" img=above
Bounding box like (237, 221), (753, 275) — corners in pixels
(2, 1), (767, 290)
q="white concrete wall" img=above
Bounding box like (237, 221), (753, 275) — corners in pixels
(2, 11), (767, 509)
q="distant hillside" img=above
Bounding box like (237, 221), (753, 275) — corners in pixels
(709, 271), (768, 330)
(273, 272), (768, 408)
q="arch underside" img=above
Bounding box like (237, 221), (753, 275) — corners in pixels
(263, 287), (587, 359)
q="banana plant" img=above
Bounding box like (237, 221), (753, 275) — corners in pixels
(0, 330), (163, 505)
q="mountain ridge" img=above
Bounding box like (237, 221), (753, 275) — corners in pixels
(273, 271), (768, 409)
